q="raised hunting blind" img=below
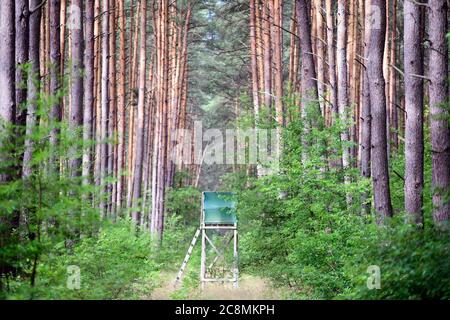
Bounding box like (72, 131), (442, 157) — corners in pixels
(202, 192), (237, 225)
(175, 192), (238, 288)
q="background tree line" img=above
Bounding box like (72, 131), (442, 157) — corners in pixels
(0, 0), (198, 241)
(248, 0), (449, 226)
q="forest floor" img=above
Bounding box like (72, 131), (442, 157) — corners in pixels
(145, 271), (287, 300)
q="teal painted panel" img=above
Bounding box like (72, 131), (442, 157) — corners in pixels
(203, 192), (237, 224)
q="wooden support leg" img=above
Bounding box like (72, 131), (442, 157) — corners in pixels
(200, 226), (206, 290)
(233, 228), (238, 288)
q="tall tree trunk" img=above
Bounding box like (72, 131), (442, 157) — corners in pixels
(15, 0), (29, 130)
(151, 1), (162, 236)
(262, 1), (272, 110)
(100, 0), (109, 217)
(157, 0), (169, 240)
(272, 0), (283, 126)
(325, 0), (342, 169)
(60, 0), (66, 77)
(250, 0), (262, 176)
(255, 0), (265, 106)
(131, 0), (147, 225)
(325, 0), (337, 117)
(296, 0), (318, 115)
(150, 0), (170, 241)
(116, 0), (127, 211)
(0, 1), (15, 182)
(272, 0), (283, 160)
(127, 1), (140, 209)
(360, 0), (371, 213)
(83, 0), (94, 185)
(314, 0), (325, 116)
(69, 0), (83, 178)
(404, 0), (424, 225)
(93, 0), (102, 194)
(337, 0), (351, 192)
(142, 53), (155, 226)
(0, 2), (16, 282)
(349, 0), (360, 163)
(288, 0), (298, 99)
(388, 0), (398, 150)
(428, 0), (450, 225)
(108, 0), (116, 216)
(165, 3), (178, 190)
(383, 1), (390, 159)
(49, 0), (61, 170)
(23, 0), (42, 179)
(250, 0), (260, 124)
(367, 0), (393, 221)
(42, 3), (49, 97)
(296, 0), (319, 165)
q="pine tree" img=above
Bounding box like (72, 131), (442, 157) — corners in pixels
(367, 0), (393, 221)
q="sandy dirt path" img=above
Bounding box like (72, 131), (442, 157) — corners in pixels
(147, 272), (285, 300)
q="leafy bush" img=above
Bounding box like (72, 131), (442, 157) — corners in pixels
(0, 78), (100, 298)
(0, 74), (163, 299)
(342, 221), (450, 300)
(158, 186), (201, 266)
(4, 219), (160, 300)
(165, 186), (201, 224)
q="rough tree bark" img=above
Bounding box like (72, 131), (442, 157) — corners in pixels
(296, 0), (318, 115)
(288, 0), (298, 101)
(325, 0), (337, 117)
(404, 0), (424, 225)
(360, 0), (372, 213)
(428, 0), (450, 225)
(314, 0), (325, 115)
(0, 1), (15, 182)
(262, 1), (272, 110)
(131, 0), (147, 225)
(127, 1), (140, 209)
(83, 0), (94, 184)
(151, 0), (170, 241)
(250, 0), (260, 123)
(272, 0), (283, 126)
(49, 0), (61, 159)
(116, 0), (127, 211)
(272, 0), (283, 160)
(367, 0), (393, 221)
(23, 0), (41, 179)
(69, 0), (84, 178)
(93, 0), (102, 191)
(255, 0), (265, 106)
(337, 0), (351, 188)
(250, 0), (263, 176)
(388, 0), (398, 150)
(100, 0), (109, 217)
(107, 0), (116, 216)
(15, 0), (29, 130)
(60, 0), (66, 75)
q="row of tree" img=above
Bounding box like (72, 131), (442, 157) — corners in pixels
(248, 0), (449, 226)
(0, 0), (194, 239)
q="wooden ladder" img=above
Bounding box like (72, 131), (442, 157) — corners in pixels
(174, 228), (201, 286)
